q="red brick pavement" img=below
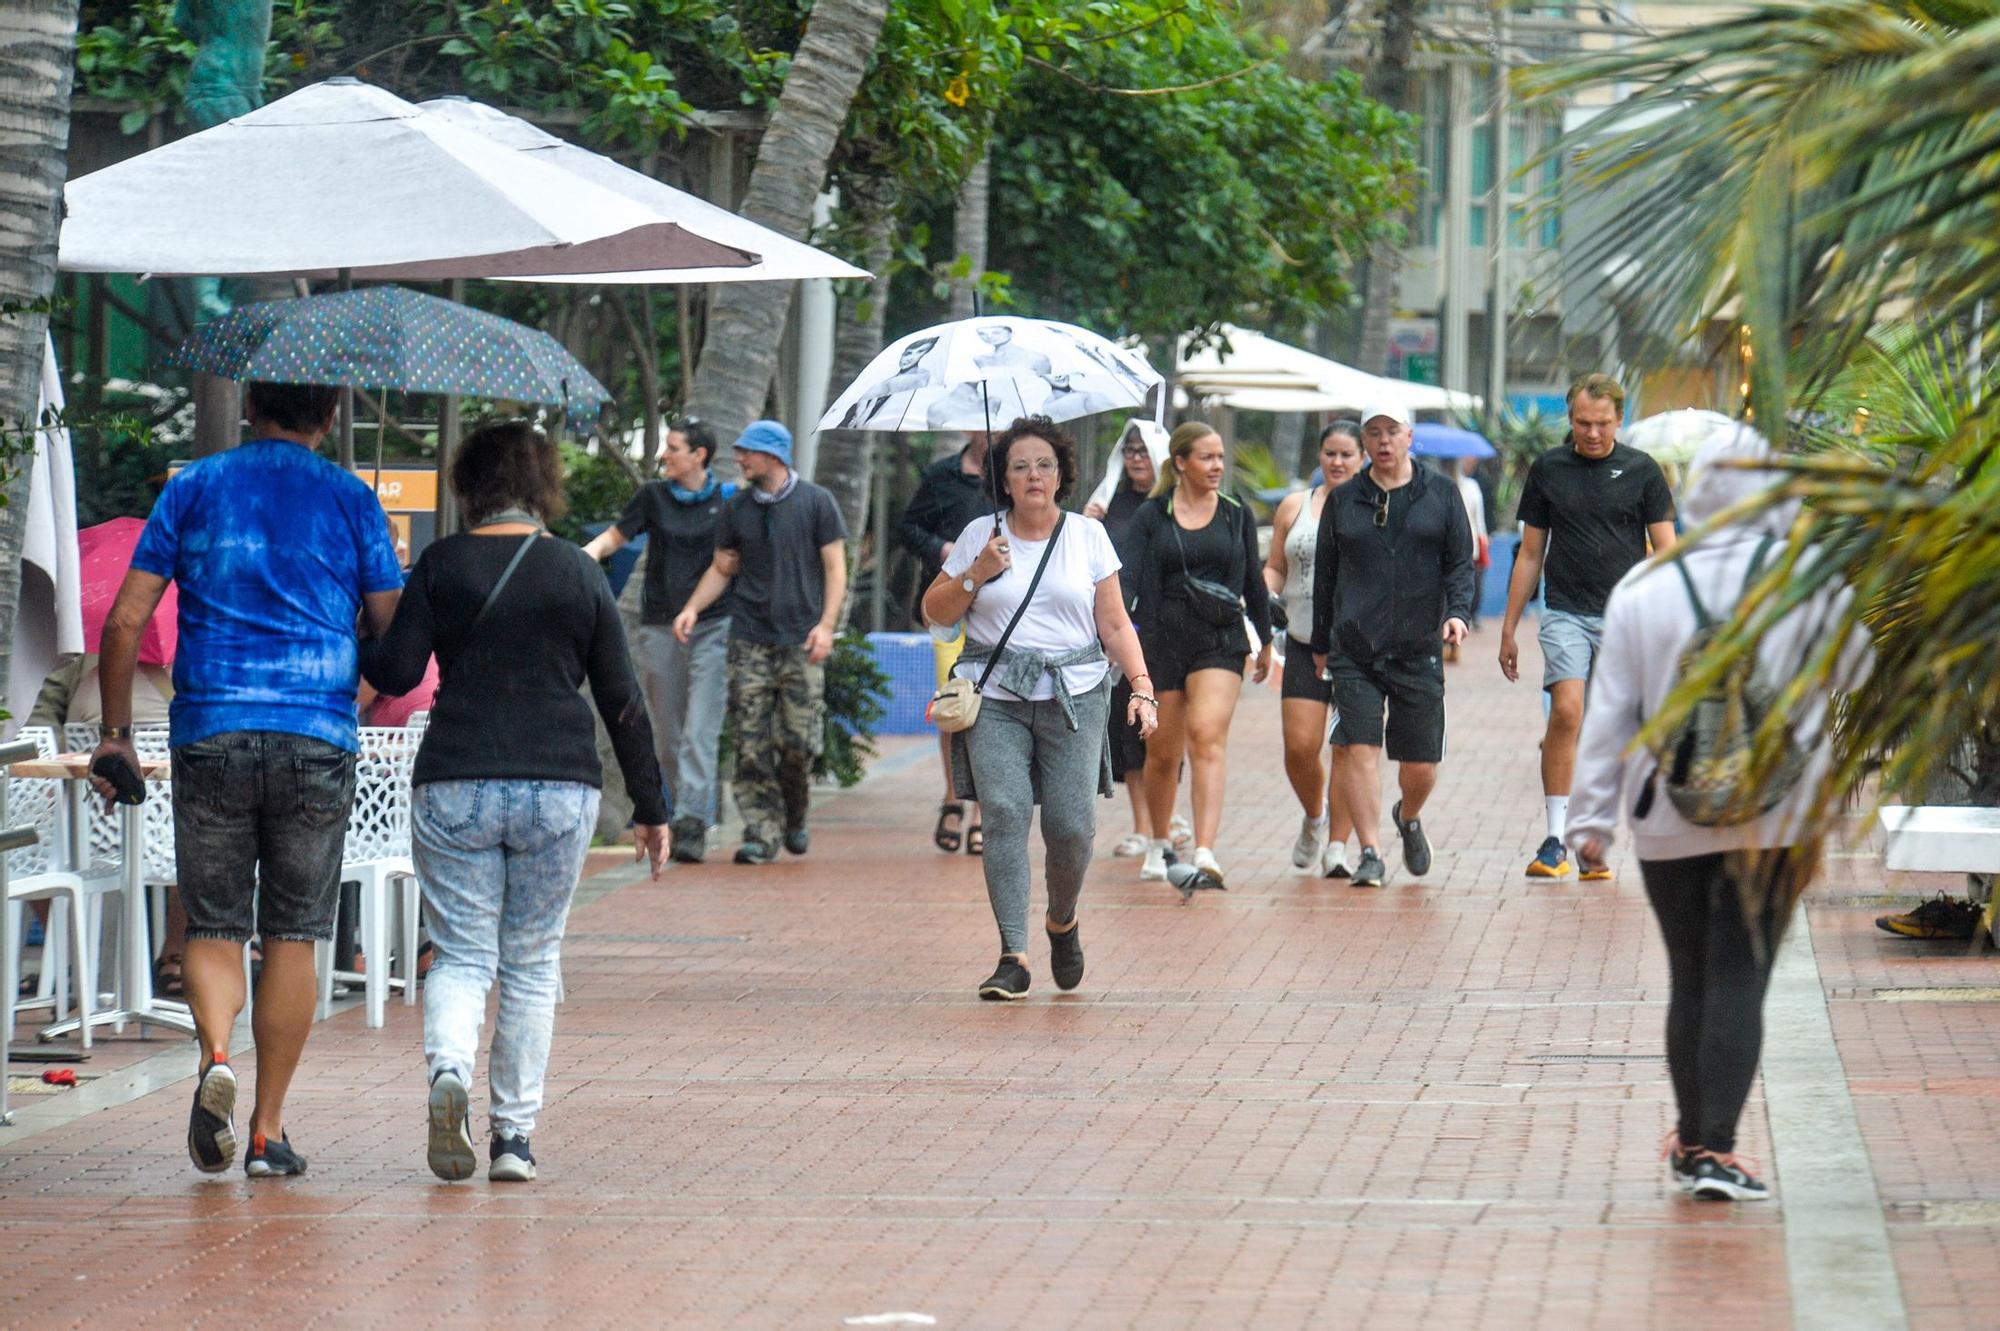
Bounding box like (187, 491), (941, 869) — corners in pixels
(3, 631), (1995, 1329)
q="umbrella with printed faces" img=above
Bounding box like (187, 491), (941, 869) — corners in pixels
(818, 316), (1164, 435)
(79, 518), (177, 666)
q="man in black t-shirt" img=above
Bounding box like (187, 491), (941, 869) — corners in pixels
(1499, 374), (1676, 880)
(675, 421), (849, 865)
(583, 419), (734, 863)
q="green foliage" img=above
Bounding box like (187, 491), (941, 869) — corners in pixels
(988, 18), (1416, 341)
(1228, 441), (1288, 521)
(1480, 405), (1563, 524)
(555, 440), (636, 544)
(817, 626), (890, 788)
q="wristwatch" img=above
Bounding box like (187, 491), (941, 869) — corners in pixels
(961, 574), (978, 593)
(101, 724), (131, 740)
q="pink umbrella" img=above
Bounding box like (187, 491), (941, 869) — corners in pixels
(78, 517), (177, 666)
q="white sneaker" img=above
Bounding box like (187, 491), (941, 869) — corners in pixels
(1111, 832), (1148, 858)
(1140, 841), (1169, 881)
(1169, 814), (1194, 850)
(1193, 846), (1225, 886)
(1291, 815), (1328, 869)
(1320, 841), (1351, 879)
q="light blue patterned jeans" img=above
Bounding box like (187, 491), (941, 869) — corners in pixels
(413, 779), (600, 1139)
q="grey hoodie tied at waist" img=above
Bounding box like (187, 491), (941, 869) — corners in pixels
(956, 638), (1107, 733)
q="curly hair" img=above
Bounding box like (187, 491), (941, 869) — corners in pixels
(984, 415), (1080, 507)
(451, 417), (568, 527)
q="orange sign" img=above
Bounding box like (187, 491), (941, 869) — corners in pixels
(354, 468), (438, 512)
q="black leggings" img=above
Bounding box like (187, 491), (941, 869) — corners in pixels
(1638, 850), (1805, 1155)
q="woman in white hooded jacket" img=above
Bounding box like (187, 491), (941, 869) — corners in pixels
(1566, 424), (1870, 1204)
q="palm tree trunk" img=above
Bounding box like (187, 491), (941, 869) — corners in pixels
(948, 151), (990, 321)
(687, 0), (891, 447)
(0, 1), (81, 708)
(816, 198), (896, 559)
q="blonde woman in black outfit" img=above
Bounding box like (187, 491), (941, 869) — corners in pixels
(1126, 422), (1274, 885)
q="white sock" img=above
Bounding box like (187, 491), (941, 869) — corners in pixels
(1546, 796), (1569, 841)
(1149, 838), (1170, 853)
(1308, 813), (1328, 828)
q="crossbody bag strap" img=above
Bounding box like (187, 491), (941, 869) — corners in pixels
(446, 533), (539, 684)
(974, 513), (1065, 692)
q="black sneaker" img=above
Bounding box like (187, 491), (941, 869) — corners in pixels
(734, 839), (778, 865)
(244, 1131), (308, 1177)
(1351, 847), (1387, 887)
(978, 955), (1030, 1001)
(1047, 920), (1084, 992)
(427, 1067), (477, 1181)
(783, 824), (810, 856)
(187, 1059), (238, 1174)
(1663, 1130), (1698, 1193)
(489, 1134), (537, 1182)
(1688, 1152), (1768, 1201)
(669, 817), (707, 864)
(1391, 800), (1432, 876)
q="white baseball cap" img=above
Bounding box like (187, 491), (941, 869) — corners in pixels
(1360, 402), (1413, 428)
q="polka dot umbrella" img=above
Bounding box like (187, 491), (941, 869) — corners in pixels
(166, 284), (611, 414)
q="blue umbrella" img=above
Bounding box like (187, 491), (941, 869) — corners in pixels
(1410, 422), (1496, 459)
(167, 284), (611, 410)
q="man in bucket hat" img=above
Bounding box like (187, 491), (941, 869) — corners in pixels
(675, 421), (847, 864)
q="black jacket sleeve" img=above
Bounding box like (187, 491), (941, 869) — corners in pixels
(1310, 489), (1340, 657)
(361, 551), (437, 697)
(1126, 501), (1165, 631)
(582, 565), (668, 826)
(1237, 500), (1273, 648)
(897, 465), (951, 563)
(1440, 485), (1476, 627)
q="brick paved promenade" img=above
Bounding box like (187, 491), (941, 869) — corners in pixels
(4, 637), (1996, 1328)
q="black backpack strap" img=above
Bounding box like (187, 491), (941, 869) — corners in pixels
(975, 514), (1065, 692)
(1672, 556), (1712, 629)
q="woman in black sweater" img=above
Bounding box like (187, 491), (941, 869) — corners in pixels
(364, 419), (668, 1186)
(1125, 421), (1273, 887)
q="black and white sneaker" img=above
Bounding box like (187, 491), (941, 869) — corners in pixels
(1351, 847), (1387, 887)
(1047, 921), (1084, 992)
(734, 839), (778, 865)
(669, 817), (707, 864)
(1662, 1130), (1698, 1193)
(187, 1059), (237, 1174)
(489, 1134), (537, 1182)
(783, 824), (811, 856)
(427, 1067), (477, 1181)
(1688, 1152), (1769, 1202)
(244, 1131), (308, 1177)
(1391, 800), (1432, 876)
(978, 955), (1031, 1001)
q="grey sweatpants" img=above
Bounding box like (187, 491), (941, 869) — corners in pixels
(638, 618), (729, 826)
(963, 680), (1112, 955)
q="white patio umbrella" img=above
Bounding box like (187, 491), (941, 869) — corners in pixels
(58, 78), (761, 279)
(1177, 324), (1481, 417)
(1624, 408), (1746, 465)
(819, 316), (1163, 434)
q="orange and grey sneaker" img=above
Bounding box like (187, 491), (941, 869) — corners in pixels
(1578, 856), (1614, 882)
(1526, 836), (1572, 879)
(187, 1058), (237, 1174)
(1876, 895), (1981, 940)
(244, 1131), (308, 1177)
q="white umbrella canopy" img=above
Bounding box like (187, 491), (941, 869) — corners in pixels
(58, 78), (759, 279)
(1177, 323), (1481, 416)
(417, 98), (867, 285)
(1623, 408), (1744, 465)
(820, 316), (1163, 433)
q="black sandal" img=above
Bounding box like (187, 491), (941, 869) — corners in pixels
(934, 801), (966, 853)
(966, 821), (984, 856)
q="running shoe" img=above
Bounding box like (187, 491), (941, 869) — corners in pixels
(783, 824), (811, 856)
(1391, 801), (1432, 876)
(1111, 833), (1149, 858)
(490, 1134), (537, 1183)
(1193, 846), (1226, 887)
(1876, 895), (1981, 940)
(1320, 845), (1351, 880)
(734, 839), (778, 865)
(1047, 920), (1085, 991)
(978, 955), (1031, 1001)
(427, 1067), (477, 1181)
(1578, 857), (1614, 883)
(1688, 1151), (1769, 1202)
(1662, 1129), (1698, 1193)
(244, 1132), (308, 1178)
(669, 816), (707, 864)
(1140, 842), (1170, 882)
(1291, 815), (1328, 869)
(1351, 847), (1387, 888)
(187, 1059), (238, 1174)
(1526, 836), (1572, 879)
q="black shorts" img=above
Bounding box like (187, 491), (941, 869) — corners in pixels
(1141, 601), (1249, 693)
(173, 730), (356, 943)
(1280, 636), (1332, 702)
(1107, 677), (1148, 781)
(1327, 652), (1446, 763)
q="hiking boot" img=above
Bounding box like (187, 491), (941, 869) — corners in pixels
(1291, 815), (1328, 869)
(244, 1132), (308, 1178)
(1876, 895), (1980, 940)
(1526, 835), (1572, 879)
(187, 1059), (237, 1175)
(1688, 1152), (1769, 1202)
(1351, 847), (1386, 888)
(490, 1134), (537, 1182)
(1047, 919), (1085, 992)
(427, 1067), (477, 1182)
(734, 839), (779, 865)
(1391, 801), (1431, 876)
(783, 823), (811, 856)
(978, 954), (1031, 1001)
(669, 817), (707, 864)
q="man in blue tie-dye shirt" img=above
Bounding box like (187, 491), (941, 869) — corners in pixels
(92, 381), (404, 1179)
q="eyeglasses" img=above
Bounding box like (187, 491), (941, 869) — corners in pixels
(1119, 444), (1150, 458)
(1007, 458), (1060, 476)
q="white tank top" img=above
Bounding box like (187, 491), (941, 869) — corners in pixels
(1279, 488), (1322, 642)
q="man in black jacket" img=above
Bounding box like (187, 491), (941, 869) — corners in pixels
(898, 433), (996, 851)
(1310, 402), (1476, 886)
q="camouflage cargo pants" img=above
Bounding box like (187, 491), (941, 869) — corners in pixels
(728, 638), (825, 844)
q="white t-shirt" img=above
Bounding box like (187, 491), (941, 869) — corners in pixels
(939, 511), (1120, 701)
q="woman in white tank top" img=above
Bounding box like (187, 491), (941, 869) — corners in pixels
(1262, 423), (1364, 877)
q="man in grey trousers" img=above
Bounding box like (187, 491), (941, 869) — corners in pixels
(583, 418), (735, 862)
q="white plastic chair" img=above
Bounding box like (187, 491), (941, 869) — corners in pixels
(318, 726), (422, 1028)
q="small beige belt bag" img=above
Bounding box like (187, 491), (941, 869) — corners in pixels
(928, 514), (1066, 734)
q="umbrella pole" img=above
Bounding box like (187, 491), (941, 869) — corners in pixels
(337, 268), (356, 471)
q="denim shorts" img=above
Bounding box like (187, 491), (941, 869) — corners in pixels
(1539, 608), (1605, 688)
(172, 731), (356, 943)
